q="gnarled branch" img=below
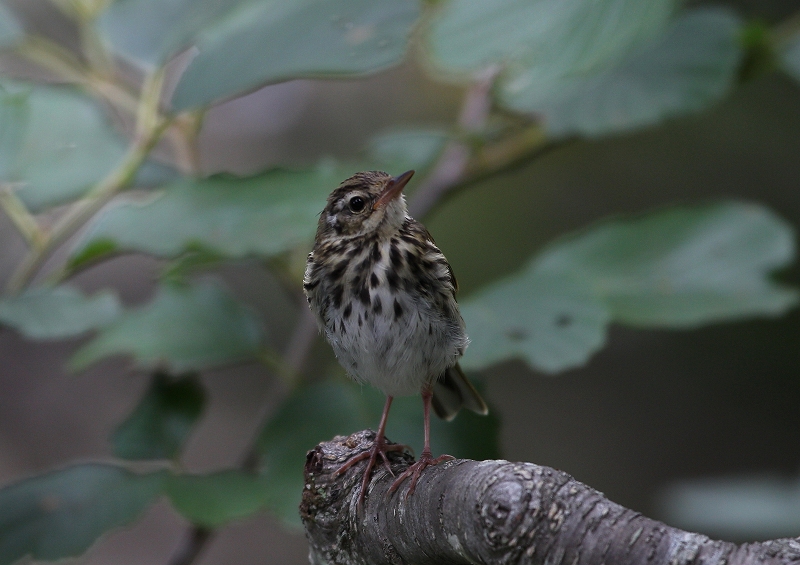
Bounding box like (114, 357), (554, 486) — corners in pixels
(302, 431), (800, 565)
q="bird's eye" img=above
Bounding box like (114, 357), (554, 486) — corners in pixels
(349, 196), (366, 212)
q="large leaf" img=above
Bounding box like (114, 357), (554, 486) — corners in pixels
(501, 8), (743, 136)
(780, 32), (800, 85)
(70, 164), (355, 263)
(98, 0), (236, 66)
(461, 274), (611, 373)
(164, 471), (271, 527)
(0, 285), (121, 339)
(70, 281), (264, 372)
(428, 0), (673, 74)
(0, 464), (166, 565)
(1, 83), (175, 212)
(427, 1), (742, 137)
(538, 202), (798, 326)
(112, 372), (206, 460)
(0, 4), (22, 48)
(461, 202), (797, 373)
(173, 0), (421, 110)
(99, 0), (420, 110)
(257, 380), (499, 525)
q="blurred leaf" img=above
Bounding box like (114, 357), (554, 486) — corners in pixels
(72, 164), (354, 260)
(428, 0), (674, 75)
(257, 380), (499, 525)
(0, 87), (28, 175)
(0, 464), (166, 565)
(537, 202), (798, 326)
(0, 4), (22, 48)
(98, 0), (236, 66)
(2, 83), (175, 212)
(100, 0), (420, 110)
(66, 238), (119, 272)
(367, 128), (449, 173)
(461, 202), (797, 373)
(657, 474), (800, 539)
(461, 274), (611, 373)
(0, 285), (121, 339)
(780, 32), (800, 84)
(70, 280), (264, 372)
(172, 0), (421, 110)
(501, 8), (743, 136)
(427, 1), (742, 136)
(112, 372), (206, 460)
(164, 471), (271, 527)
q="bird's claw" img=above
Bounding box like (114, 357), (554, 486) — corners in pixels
(335, 434), (407, 508)
(388, 451), (454, 498)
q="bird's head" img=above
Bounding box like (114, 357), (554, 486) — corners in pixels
(315, 170), (414, 242)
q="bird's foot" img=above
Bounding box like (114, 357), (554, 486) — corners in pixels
(388, 449), (453, 498)
(335, 432), (407, 507)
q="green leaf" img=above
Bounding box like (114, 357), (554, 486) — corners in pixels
(366, 128), (449, 173)
(257, 380), (499, 525)
(1, 82), (175, 212)
(428, 0), (675, 75)
(164, 471), (271, 527)
(100, 0), (420, 110)
(0, 464), (166, 565)
(71, 164), (354, 260)
(780, 32), (800, 84)
(172, 0), (421, 110)
(460, 274), (612, 373)
(501, 8), (744, 136)
(70, 281), (264, 372)
(537, 202), (798, 327)
(98, 0), (237, 66)
(461, 202), (798, 373)
(66, 238), (119, 272)
(0, 285), (121, 339)
(427, 1), (742, 136)
(112, 372), (206, 460)
(0, 4), (22, 48)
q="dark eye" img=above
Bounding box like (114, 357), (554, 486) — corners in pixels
(349, 196), (366, 212)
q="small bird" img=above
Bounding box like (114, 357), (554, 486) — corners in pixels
(303, 170), (488, 503)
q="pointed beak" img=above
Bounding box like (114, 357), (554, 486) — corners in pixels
(373, 170), (415, 210)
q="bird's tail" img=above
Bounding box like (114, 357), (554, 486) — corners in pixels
(431, 363), (489, 421)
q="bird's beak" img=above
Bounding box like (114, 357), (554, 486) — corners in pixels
(373, 170), (415, 210)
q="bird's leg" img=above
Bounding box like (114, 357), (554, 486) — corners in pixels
(335, 395), (406, 507)
(389, 386), (454, 497)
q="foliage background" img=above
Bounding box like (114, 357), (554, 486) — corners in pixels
(2, 0), (800, 564)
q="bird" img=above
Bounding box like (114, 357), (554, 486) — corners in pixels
(303, 169), (488, 504)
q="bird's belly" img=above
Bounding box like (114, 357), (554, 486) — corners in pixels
(325, 291), (465, 398)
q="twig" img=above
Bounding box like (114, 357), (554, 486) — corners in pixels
(5, 69), (170, 293)
(408, 66), (497, 219)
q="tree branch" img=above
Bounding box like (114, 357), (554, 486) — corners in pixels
(302, 431), (800, 565)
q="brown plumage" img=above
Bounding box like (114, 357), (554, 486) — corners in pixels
(303, 170), (487, 504)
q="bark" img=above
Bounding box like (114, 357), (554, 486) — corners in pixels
(301, 431), (800, 565)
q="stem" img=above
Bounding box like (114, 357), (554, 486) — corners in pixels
(5, 71), (171, 294)
(0, 185), (46, 250)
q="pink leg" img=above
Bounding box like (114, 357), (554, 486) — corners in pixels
(389, 387), (453, 497)
(335, 396), (406, 507)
